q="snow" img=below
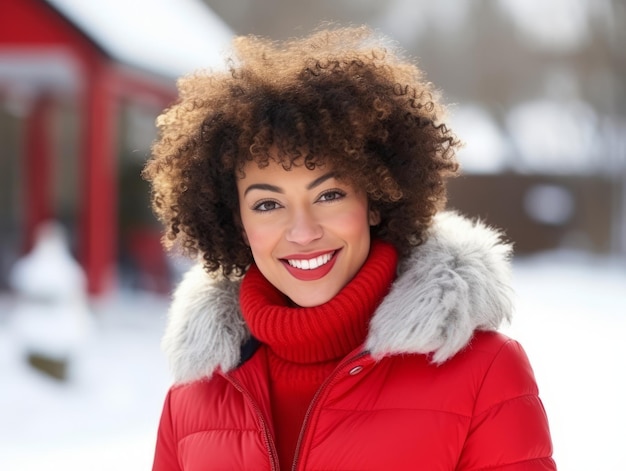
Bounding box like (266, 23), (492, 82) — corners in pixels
(1, 252), (625, 470)
(501, 251), (626, 470)
(8, 221), (92, 358)
(44, 0), (234, 78)
(0, 293), (170, 471)
(9, 221), (86, 298)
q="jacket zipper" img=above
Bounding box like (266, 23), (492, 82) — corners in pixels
(291, 351), (370, 471)
(224, 373), (280, 471)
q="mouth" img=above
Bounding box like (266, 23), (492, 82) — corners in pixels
(284, 251), (335, 270)
(280, 250), (339, 281)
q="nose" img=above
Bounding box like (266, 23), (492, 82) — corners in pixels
(285, 207), (323, 245)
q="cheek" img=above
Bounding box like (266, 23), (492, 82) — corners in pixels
(245, 231), (267, 250)
(330, 208), (371, 236)
(241, 220), (274, 252)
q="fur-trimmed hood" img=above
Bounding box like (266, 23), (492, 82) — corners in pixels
(162, 212), (513, 384)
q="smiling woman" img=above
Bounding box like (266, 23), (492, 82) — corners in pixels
(143, 25), (556, 471)
(237, 154), (378, 306)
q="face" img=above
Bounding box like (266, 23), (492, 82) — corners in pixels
(237, 156), (380, 307)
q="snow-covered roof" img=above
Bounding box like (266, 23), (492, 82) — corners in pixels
(449, 104), (510, 174)
(45, 0), (234, 78)
(449, 99), (621, 176)
(505, 99), (601, 175)
(496, 0), (594, 53)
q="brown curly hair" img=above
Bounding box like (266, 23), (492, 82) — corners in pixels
(142, 25), (460, 277)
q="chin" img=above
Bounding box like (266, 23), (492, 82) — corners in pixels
(288, 290), (336, 308)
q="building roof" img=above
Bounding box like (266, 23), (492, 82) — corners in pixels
(45, 0), (234, 78)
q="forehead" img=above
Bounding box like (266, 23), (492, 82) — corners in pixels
(238, 157), (332, 184)
(235, 146), (364, 192)
(238, 151), (332, 178)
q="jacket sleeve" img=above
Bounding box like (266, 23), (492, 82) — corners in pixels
(457, 339), (557, 470)
(152, 388), (183, 471)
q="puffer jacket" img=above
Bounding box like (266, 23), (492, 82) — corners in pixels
(153, 212), (556, 471)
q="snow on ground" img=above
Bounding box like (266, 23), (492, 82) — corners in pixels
(502, 251), (626, 471)
(1, 251), (625, 470)
(0, 293), (171, 471)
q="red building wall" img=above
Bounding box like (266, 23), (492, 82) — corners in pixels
(1, 0), (175, 295)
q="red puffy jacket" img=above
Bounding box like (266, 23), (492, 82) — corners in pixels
(153, 213), (556, 470)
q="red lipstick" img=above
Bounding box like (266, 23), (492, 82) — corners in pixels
(281, 250), (339, 281)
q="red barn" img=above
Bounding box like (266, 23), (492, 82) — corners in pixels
(0, 0), (232, 295)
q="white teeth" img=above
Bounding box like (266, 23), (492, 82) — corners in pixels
(287, 252), (333, 270)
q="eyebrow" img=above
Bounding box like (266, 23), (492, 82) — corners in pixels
(243, 171), (338, 196)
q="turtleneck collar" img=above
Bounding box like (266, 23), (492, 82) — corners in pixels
(239, 240), (398, 364)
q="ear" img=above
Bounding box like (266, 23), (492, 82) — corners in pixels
(369, 209), (381, 226)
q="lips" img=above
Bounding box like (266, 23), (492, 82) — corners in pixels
(281, 250), (339, 281)
(286, 251), (334, 270)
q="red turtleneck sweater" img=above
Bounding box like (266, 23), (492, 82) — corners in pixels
(239, 240), (398, 469)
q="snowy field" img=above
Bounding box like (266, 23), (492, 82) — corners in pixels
(1, 251), (625, 471)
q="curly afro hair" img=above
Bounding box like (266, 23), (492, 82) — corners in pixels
(142, 25), (460, 277)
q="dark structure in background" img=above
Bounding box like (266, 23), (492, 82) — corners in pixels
(447, 175), (614, 254)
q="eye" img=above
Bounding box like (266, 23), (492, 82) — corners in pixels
(317, 189), (346, 203)
(252, 200), (282, 212)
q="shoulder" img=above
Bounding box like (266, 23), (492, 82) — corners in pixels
(456, 331), (541, 414)
(455, 330), (537, 382)
(402, 331), (540, 411)
(166, 375), (233, 422)
(365, 332), (535, 413)
(162, 373), (255, 446)
(168, 375), (224, 402)
(462, 330), (523, 362)
(451, 334), (555, 468)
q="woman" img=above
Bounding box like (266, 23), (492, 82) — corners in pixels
(144, 26), (556, 470)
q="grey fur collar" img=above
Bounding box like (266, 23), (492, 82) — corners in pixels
(162, 212), (513, 384)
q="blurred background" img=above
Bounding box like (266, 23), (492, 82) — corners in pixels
(0, 0), (624, 470)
